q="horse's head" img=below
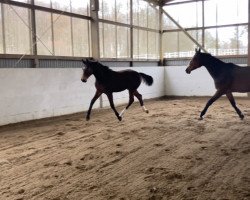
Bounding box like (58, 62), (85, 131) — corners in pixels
(81, 59), (97, 83)
(186, 48), (203, 74)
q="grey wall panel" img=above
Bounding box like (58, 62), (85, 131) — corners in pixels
(38, 60), (83, 68)
(0, 59), (32, 68)
(164, 57), (248, 66)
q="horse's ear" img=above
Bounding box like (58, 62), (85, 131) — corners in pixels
(82, 59), (87, 64)
(82, 59), (90, 67)
(198, 48), (201, 53)
(88, 58), (97, 63)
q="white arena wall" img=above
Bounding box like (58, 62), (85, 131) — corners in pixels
(0, 67), (165, 126)
(165, 66), (248, 97)
(0, 66), (247, 126)
(165, 66), (215, 96)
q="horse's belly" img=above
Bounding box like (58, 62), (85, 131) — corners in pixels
(231, 76), (250, 92)
(107, 84), (131, 92)
(231, 68), (250, 91)
(111, 87), (127, 92)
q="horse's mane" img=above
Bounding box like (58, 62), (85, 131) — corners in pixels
(201, 52), (225, 65)
(201, 52), (238, 69)
(97, 62), (113, 72)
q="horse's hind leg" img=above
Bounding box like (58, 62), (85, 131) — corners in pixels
(106, 92), (122, 121)
(134, 90), (149, 113)
(119, 90), (134, 118)
(226, 92), (244, 119)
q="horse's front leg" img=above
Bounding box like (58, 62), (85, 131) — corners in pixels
(86, 90), (102, 121)
(226, 92), (244, 120)
(200, 90), (224, 120)
(106, 92), (122, 121)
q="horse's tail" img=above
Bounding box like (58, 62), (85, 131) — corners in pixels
(139, 73), (153, 86)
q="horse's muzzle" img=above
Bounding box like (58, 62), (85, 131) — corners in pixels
(81, 79), (87, 83)
(185, 68), (191, 74)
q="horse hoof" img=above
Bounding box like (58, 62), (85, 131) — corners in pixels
(118, 116), (122, 121)
(145, 110), (149, 114)
(240, 115), (244, 120)
(198, 117), (203, 120)
(86, 116), (90, 121)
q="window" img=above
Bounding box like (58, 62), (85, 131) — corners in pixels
(148, 32), (159, 59)
(163, 32), (178, 58)
(72, 18), (91, 57)
(163, 2), (202, 28)
(1, 0), (161, 61)
(133, 29), (148, 59)
(138, 30), (147, 59)
(51, 0), (70, 12)
(204, 26), (248, 56)
(35, 0), (51, 8)
(162, 14), (178, 30)
(179, 30), (202, 57)
(0, 5), (3, 53)
(134, 29), (159, 60)
(116, 0), (130, 24)
(4, 4), (31, 54)
(133, 29), (139, 59)
(117, 26), (130, 58)
(132, 0), (139, 26)
(99, 0), (115, 21)
(204, 28), (217, 55)
(218, 27), (238, 55)
(11, 0), (30, 3)
(100, 0), (130, 24)
(35, 0), (90, 16)
(99, 23), (130, 59)
(53, 14), (72, 56)
(238, 26), (248, 55)
(148, 5), (159, 30)
(100, 23), (116, 58)
(163, 30), (201, 58)
(133, 0), (159, 30)
(205, 0), (248, 26)
(163, 0), (248, 57)
(138, 0), (147, 28)
(36, 10), (53, 55)
(132, 0), (160, 60)
(71, 0), (90, 16)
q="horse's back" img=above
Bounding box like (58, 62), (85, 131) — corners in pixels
(116, 69), (140, 80)
(117, 69), (139, 76)
(105, 69), (141, 92)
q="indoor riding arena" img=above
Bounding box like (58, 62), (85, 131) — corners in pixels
(0, 1), (250, 200)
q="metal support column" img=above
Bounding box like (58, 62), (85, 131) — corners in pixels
(30, 0), (38, 67)
(90, 0), (102, 107)
(130, 0), (133, 67)
(90, 0), (100, 60)
(159, 5), (163, 66)
(248, 0), (250, 97)
(1, 3), (6, 54)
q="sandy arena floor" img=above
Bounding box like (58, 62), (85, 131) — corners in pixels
(0, 97), (250, 200)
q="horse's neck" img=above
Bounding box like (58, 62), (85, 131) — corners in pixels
(93, 66), (112, 83)
(203, 56), (224, 79)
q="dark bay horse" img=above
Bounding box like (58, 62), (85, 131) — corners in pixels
(81, 59), (153, 121)
(186, 48), (250, 120)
